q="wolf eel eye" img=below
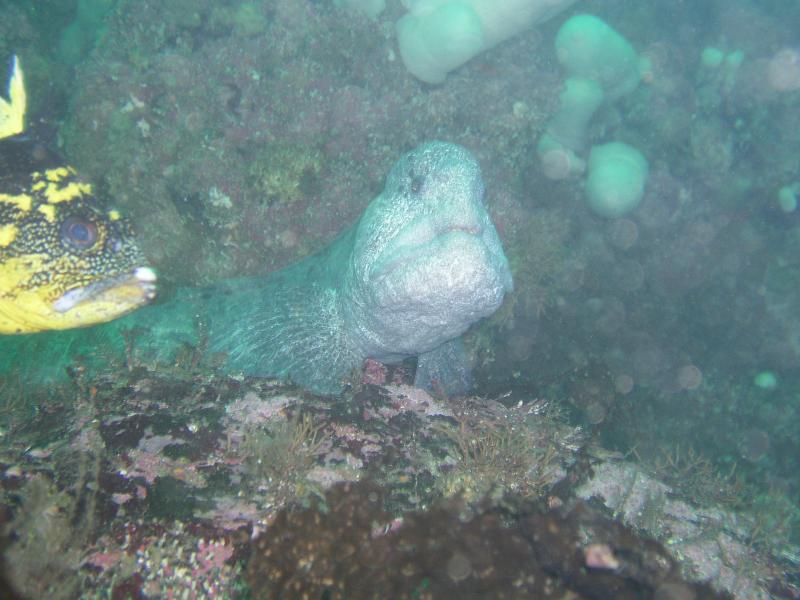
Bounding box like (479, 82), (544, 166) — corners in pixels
(60, 216), (99, 250)
(409, 173), (425, 194)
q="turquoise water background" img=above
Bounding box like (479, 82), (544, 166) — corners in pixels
(0, 1), (799, 597)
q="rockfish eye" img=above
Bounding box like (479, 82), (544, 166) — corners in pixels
(60, 216), (98, 250)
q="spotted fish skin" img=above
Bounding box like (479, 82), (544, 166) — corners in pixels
(0, 56), (156, 334)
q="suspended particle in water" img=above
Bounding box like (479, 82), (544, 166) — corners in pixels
(614, 374), (634, 395)
(676, 364), (702, 390)
(446, 552), (473, 582)
(767, 48), (800, 92)
(740, 428), (770, 462)
(585, 400), (607, 425)
(608, 218), (639, 250)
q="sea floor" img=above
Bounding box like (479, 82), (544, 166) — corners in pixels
(0, 358), (793, 599)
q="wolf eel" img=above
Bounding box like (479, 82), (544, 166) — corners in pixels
(2, 141), (513, 395)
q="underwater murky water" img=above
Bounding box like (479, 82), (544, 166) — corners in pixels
(0, 1), (798, 598)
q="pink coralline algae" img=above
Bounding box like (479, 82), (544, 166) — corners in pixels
(225, 392), (294, 426)
(138, 432), (186, 454)
(361, 358), (388, 386)
(194, 539), (235, 577)
(85, 550), (124, 571)
(583, 543), (620, 570)
(202, 496), (264, 532)
(123, 448), (205, 487)
(112, 492), (133, 505)
(382, 384), (454, 418)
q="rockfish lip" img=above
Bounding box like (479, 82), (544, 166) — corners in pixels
(53, 266), (157, 313)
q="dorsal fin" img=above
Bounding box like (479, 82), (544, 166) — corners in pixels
(0, 55), (26, 140)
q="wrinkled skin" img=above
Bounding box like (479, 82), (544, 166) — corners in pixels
(210, 141), (513, 393)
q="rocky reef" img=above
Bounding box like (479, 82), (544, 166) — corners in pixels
(2, 0), (800, 597)
(0, 351), (791, 598)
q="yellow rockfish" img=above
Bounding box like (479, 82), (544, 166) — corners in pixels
(0, 56), (155, 334)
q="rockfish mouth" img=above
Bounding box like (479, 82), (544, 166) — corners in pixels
(54, 266), (157, 313)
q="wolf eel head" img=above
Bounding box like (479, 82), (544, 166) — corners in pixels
(345, 141), (513, 361)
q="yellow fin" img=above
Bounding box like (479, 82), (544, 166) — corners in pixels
(0, 55), (26, 140)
